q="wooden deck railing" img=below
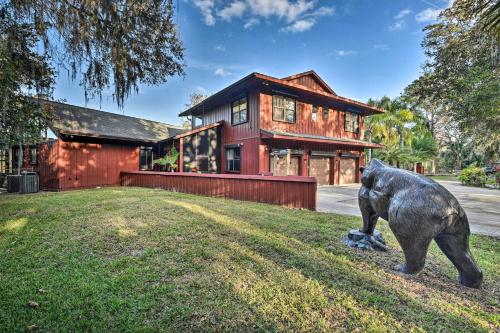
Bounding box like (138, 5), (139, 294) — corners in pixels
(120, 171), (317, 210)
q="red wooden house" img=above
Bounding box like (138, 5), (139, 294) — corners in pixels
(2, 101), (185, 191)
(172, 70), (383, 185)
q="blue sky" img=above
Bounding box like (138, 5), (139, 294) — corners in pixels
(53, 0), (452, 126)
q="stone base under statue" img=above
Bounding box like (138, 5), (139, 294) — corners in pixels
(344, 229), (388, 251)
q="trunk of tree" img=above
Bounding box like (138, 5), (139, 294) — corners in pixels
(430, 159), (436, 175)
(413, 163), (417, 172)
(17, 142), (23, 175)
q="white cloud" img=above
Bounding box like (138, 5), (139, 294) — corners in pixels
(388, 8), (412, 32)
(309, 6), (335, 17)
(281, 19), (315, 33)
(388, 20), (406, 31)
(244, 18), (259, 29)
(218, 1), (247, 21)
(373, 44), (389, 51)
(214, 45), (226, 52)
(192, 0), (334, 33)
(415, 8), (442, 22)
(214, 68), (232, 77)
(394, 9), (411, 20)
(246, 0), (315, 22)
(193, 0), (215, 26)
(334, 50), (357, 57)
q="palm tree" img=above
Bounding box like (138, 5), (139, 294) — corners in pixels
(366, 97), (416, 167)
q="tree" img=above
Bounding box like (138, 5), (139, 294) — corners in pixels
(7, 0), (185, 108)
(182, 92), (208, 129)
(408, 0), (499, 163)
(153, 147), (179, 171)
(0, 8), (54, 174)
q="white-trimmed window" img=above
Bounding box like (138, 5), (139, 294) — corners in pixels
(273, 95), (296, 123)
(231, 97), (248, 125)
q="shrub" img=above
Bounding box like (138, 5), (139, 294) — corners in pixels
(458, 165), (487, 187)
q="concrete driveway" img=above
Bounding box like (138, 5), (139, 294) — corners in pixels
(317, 180), (500, 237)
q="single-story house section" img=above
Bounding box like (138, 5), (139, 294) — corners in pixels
(2, 101), (185, 191)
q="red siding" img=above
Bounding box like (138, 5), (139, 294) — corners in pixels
(259, 92), (365, 141)
(57, 141), (139, 190)
(201, 91), (261, 175)
(37, 141), (60, 190)
(121, 171), (317, 210)
(284, 75), (331, 94)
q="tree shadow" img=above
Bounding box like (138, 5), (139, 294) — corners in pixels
(167, 199), (497, 332)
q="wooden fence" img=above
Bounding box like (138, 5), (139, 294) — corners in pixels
(120, 171), (317, 210)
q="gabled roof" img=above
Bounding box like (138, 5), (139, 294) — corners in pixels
(39, 100), (185, 143)
(281, 70), (337, 95)
(179, 72), (385, 117)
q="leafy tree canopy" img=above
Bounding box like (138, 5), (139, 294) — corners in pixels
(0, 7), (54, 147)
(7, 0), (185, 108)
(405, 0), (499, 161)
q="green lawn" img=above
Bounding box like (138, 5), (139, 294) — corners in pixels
(0, 188), (498, 332)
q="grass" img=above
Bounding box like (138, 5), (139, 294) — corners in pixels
(0, 187), (498, 332)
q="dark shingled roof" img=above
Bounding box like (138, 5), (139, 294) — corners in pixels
(41, 100), (186, 143)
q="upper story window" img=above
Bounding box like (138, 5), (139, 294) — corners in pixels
(344, 112), (360, 133)
(323, 107), (329, 120)
(29, 146), (37, 165)
(226, 146), (241, 173)
(139, 147), (154, 170)
(231, 96), (248, 125)
(273, 95), (296, 123)
(311, 105), (318, 122)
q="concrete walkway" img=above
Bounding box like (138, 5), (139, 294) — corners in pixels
(317, 180), (500, 237)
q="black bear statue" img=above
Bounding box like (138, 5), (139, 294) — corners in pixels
(357, 159), (483, 288)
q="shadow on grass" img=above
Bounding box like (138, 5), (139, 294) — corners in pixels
(167, 200), (497, 332)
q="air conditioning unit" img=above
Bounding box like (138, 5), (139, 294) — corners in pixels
(6, 173), (39, 193)
(6, 175), (21, 193)
(20, 173), (39, 193)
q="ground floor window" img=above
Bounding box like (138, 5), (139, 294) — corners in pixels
(29, 146), (37, 165)
(140, 147), (154, 170)
(226, 146), (241, 173)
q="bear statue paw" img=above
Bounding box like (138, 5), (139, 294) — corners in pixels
(393, 263), (423, 275)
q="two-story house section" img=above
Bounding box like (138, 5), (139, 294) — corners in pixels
(173, 70), (383, 185)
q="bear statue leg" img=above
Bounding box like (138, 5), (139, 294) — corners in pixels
(434, 232), (483, 288)
(358, 186), (378, 235)
(392, 234), (433, 274)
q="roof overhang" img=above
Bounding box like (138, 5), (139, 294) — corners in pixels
(180, 72), (385, 117)
(55, 129), (162, 143)
(260, 129), (384, 149)
(167, 121), (224, 141)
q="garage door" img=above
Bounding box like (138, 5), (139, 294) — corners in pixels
(271, 155), (300, 176)
(310, 156), (330, 185)
(339, 158), (357, 184)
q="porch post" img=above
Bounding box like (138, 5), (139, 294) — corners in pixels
(301, 149), (309, 177)
(179, 137), (184, 173)
(286, 149), (291, 175)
